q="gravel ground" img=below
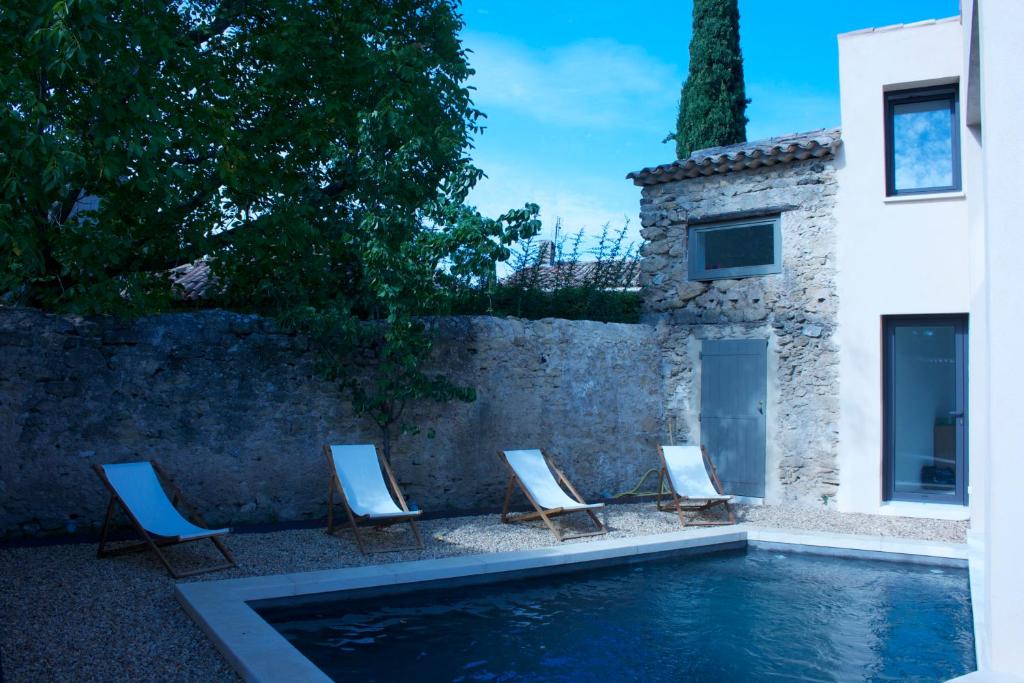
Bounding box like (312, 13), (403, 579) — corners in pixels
(0, 502), (968, 682)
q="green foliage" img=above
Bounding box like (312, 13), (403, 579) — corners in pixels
(0, 0), (541, 458)
(207, 1), (541, 458)
(449, 222), (642, 324)
(671, 0), (749, 159)
(1, 0), (229, 313)
(452, 285), (641, 324)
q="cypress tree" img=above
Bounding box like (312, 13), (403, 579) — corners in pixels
(673, 0), (749, 158)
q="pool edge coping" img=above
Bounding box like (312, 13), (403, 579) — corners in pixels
(174, 527), (970, 683)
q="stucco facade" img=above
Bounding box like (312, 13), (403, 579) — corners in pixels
(834, 19), (975, 519)
(960, 0), (1024, 675)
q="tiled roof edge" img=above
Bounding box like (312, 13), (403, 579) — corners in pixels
(626, 127), (842, 187)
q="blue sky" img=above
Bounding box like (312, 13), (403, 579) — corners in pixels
(460, 0), (959, 247)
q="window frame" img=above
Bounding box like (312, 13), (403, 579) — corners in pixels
(881, 314), (969, 506)
(884, 84), (962, 197)
(687, 215), (782, 282)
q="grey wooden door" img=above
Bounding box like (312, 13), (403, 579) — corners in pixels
(700, 339), (767, 497)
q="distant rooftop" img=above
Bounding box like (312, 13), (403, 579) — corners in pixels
(500, 260), (640, 291)
(169, 259), (216, 300)
(627, 128), (842, 187)
(500, 242), (639, 290)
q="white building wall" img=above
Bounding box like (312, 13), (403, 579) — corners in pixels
(961, 3), (992, 667)
(969, 0), (1024, 674)
(834, 19), (975, 517)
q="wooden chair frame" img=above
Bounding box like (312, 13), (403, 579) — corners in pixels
(498, 449), (607, 542)
(656, 445), (736, 527)
(323, 445), (424, 554)
(93, 461), (236, 579)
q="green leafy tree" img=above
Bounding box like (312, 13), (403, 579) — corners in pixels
(1, 0), (231, 312)
(1, 0), (539, 460)
(671, 0), (749, 158)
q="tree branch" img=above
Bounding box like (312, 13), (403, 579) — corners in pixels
(187, 0), (248, 46)
(175, 171), (223, 218)
(55, 187), (85, 225)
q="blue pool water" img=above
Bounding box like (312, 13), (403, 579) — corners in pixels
(258, 548), (975, 682)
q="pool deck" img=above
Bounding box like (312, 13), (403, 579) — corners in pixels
(0, 502), (969, 682)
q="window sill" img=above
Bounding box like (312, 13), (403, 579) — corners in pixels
(688, 274), (781, 283)
(877, 500), (969, 520)
(883, 191), (966, 204)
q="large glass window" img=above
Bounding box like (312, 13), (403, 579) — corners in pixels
(688, 216), (781, 281)
(883, 315), (968, 504)
(885, 85), (961, 196)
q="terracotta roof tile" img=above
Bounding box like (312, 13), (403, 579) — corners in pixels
(501, 260), (640, 290)
(169, 259), (217, 300)
(627, 128), (842, 186)
(167, 256), (641, 301)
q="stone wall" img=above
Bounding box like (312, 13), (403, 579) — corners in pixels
(637, 159), (840, 503)
(0, 308), (666, 538)
(0, 160), (843, 537)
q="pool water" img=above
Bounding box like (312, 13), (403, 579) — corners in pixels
(258, 548), (975, 682)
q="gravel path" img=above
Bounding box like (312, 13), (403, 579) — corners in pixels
(0, 502), (967, 682)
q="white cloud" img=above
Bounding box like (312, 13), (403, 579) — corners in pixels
(893, 109), (953, 190)
(468, 160), (641, 251)
(464, 32), (680, 130)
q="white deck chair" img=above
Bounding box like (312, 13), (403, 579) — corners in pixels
(499, 449), (606, 541)
(323, 444), (423, 554)
(93, 461), (235, 578)
(656, 445), (736, 527)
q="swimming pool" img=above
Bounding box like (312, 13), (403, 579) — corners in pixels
(256, 547), (975, 682)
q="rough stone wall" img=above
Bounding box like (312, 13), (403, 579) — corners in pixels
(637, 158), (839, 504)
(0, 308), (666, 538)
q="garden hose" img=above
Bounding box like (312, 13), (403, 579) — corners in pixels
(613, 419), (676, 498)
(613, 467), (670, 499)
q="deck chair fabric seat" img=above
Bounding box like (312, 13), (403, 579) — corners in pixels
(503, 450), (605, 512)
(324, 444), (423, 554)
(101, 463), (229, 540)
(661, 446), (727, 500)
(94, 461), (235, 578)
(499, 449), (606, 541)
(656, 445), (736, 527)
(329, 445), (425, 519)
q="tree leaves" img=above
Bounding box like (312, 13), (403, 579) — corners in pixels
(1, 0), (539, 457)
(674, 0), (749, 158)
(1, 0), (229, 312)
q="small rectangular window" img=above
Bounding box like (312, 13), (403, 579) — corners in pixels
(885, 85), (961, 196)
(688, 216), (782, 281)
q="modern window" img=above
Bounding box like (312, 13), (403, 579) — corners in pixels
(687, 216), (782, 281)
(884, 85), (961, 196)
(883, 315), (968, 505)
